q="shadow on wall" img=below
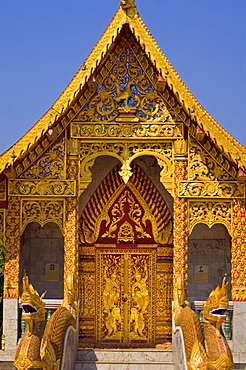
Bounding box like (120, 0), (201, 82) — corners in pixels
(20, 222), (64, 299)
(187, 223), (231, 302)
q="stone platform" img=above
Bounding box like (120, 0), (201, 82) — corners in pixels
(75, 348), (175, 370)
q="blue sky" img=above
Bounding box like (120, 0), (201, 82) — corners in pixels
(0, 0), (245, 154)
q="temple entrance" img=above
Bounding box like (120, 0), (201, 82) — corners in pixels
(78, 162), (173, 348)
(96, 247), (156, 348)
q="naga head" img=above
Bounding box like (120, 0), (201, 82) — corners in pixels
(62, 273), (78, 317)
(202, 276), (229, 325)
(21, 275), (46, 332)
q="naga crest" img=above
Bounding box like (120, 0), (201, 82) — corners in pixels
(21, 275), (46, 331)
(202, 276), (229, 324)
(120, 0), (137, 18)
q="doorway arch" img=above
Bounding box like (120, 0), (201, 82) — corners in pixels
(20, 222), (64, 299)
(78, 161), (173, 348)
(187, 223), (231, 302)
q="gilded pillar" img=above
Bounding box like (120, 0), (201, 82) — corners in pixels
(4, 196), (21, 299)
(64, 156), (79, 291)
(173, 160), (189, 286)
(231, 199), (246, 301)
(3, 196), (21, 350)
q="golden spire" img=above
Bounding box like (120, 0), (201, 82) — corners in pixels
(120, 0), (137, 18)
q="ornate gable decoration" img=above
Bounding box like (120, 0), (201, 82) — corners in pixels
(79, 163), (172, 245)
(71, 30), (181, 141)
(8, 136), (76, 197)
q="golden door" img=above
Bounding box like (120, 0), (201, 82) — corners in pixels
(96, 248), (156, 348)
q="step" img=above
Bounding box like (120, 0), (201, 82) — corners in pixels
(75, 348), (175, 369)
(0, 363), (15, 369)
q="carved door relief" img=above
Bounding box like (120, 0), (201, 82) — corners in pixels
(96, 248), (156, 348)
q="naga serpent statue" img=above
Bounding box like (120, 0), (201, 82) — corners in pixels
(14, 274), (77, 370)
(173, 275), (234, 370)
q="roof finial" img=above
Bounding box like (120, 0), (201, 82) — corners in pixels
(121, 0), (137, 18)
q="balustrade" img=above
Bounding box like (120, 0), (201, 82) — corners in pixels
(192, 301), (233, 341)
(19, 299), (62, 338)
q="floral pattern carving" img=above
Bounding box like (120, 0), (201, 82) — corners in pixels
(189, 201), (232, 235)
(231, 200), (246, 301)
(74, 43), (169, 123)
(21, 200), (64, 233)
(20, 137), (65, 180)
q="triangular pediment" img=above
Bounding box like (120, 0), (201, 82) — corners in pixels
(72, 33), (169, 124)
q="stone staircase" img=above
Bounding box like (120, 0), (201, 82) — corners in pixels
(75, 348), (175, 369)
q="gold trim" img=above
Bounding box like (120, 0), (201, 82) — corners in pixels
(0, 6), (245, 172)
(21, 198), (65, 235)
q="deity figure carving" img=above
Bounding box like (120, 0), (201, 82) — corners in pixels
(130, 263), (149, 338)
(103, 267), (120, 313)
(103, 266), (121, 338)
(105, 307), (122, 337)
(130, 307), (145, 337)
(132, 263), (149, 314)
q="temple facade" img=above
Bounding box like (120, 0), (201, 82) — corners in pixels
(0, 0), (246, 365)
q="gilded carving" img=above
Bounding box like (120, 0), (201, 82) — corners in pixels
(79, 163), (172, 245)
(20, 137), (66, 180)
(64, 197), (78, 282)
(1, 4), (245, 176)
(71, 122), (182, 139)
(189, 139), (237, 181)
(75, 45), (169, 124)
(21, 200), (64, 234)
(4, 197), (21, 298)
(231, 199), (246, 301)
(102, 188), (152, 241)
(0, 210), (4, 245)
(0, 181), (6, 201)
(189, 201), (232, 235)
(96, 249), (155, 347)
(179, 181), (244, 198)
(9, 179), (75, 197)
(64, 157), (79, 291)
(173, 161), (189, 283)
(174, 139), (188, 157)
(156, 273), (173, 339)
(79, 142), (173, 191)
(79, 273), (95, 317)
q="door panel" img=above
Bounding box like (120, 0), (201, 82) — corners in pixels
(96, 248), (156, 348)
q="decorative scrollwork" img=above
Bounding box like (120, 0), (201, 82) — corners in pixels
(189, 138), (236, 181)
(9, 179), (75, 197)
(102, 188), (152, 241)
(4, 197), (21, 298)
(74, 46), (169, 124)
(0, 210), (4, 245)
(189, 201), (232, 234)
(20, 137), (66, 180)
(231, 200), (246, 301)
(21, 200), (64, 233)
(80, 166), (172, 245)
(79, 142), (173, 190)
(0, 181), (6, 201)
(71, 122), (182, 139)
(173, 161), (189, 282)
(96, 249), (155, 347)
(179, 181), (244, 198)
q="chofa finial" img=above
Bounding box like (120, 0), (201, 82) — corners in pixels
(120, 0), (137, 18)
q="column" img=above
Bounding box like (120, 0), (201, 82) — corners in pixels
(173, 160), (189, 286)
(231, 199), (246, 359)
(3, 196), (21, 353)
(64, 156), (79, 294)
